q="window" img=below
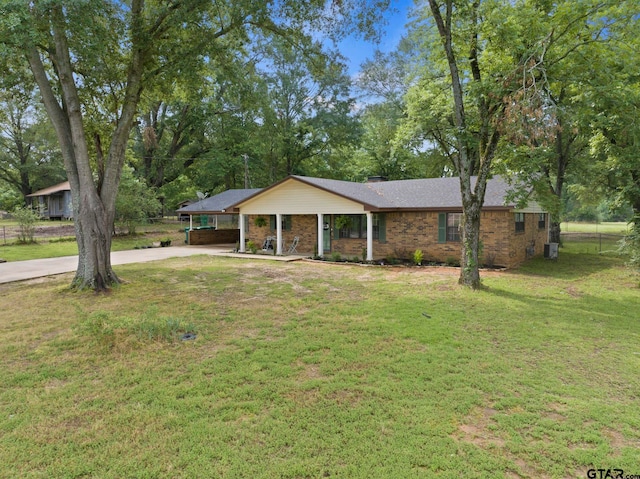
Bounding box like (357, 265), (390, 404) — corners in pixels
(538, 213), (546, 230)
(338, 215), (365, 239)
(447, 213), (462, 242)
(515, 212), (525, 233)
(438, 213), (461, 243)
(270, 215), (292, 231)
(337, 214), (384, 240)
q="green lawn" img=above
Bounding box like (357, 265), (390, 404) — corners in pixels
(0, 224), (186, 262)
(561, 221), (630, 234)
(1, 249), (638, 478)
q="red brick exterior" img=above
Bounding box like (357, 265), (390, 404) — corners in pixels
(245, 212), (548, 268)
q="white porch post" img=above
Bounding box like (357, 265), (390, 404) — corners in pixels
(366, 211), (374, 261)
(189, 214), (193, 231)
(317, 213), (324, 258)
(276, 213), (283, 255)
(239, 213), (246, 252)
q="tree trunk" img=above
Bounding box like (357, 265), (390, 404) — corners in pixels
(459, 202), (481, 288)
(549, 217), (562, 244)
(72, 194), (119, 290)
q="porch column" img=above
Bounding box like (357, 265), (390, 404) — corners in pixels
(276, 213), (283, 255)
(366, 211), (373, 261)
(189, 214), (193, 231)
(317, 213), (324, 258)
(239, 213), (246, 252)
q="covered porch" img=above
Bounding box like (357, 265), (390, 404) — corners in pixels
(238, 212), (380, 261)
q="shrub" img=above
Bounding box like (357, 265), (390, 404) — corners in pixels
(445, 256), (460, 267)
(12, 206), (40, 244)
(331, 252), (342, 262)
(620, 219), (640, 270)
(413, 249), (423, 266)
(247, 240), (258, 254)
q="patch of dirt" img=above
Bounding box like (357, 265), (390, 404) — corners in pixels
(603, 427), (640, 450)
(454, 405), (505, 448)
(565, 286), (582, 298)
(3, 224), (77, 240)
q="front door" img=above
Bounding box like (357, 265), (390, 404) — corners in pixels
(322, 216), (331, 252)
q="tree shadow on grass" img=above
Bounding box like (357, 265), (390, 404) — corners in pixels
(506, 250), (627, 281)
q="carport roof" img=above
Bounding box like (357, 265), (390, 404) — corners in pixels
(177, 188), (262, 214)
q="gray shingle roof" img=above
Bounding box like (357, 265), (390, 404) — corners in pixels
(177, 189), (262, 214)
(292, 175), (514, 210)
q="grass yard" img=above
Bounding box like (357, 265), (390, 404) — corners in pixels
(0, 248), (639, 478)
(561, 222), (630, 234)
(0, 224), (186, 262)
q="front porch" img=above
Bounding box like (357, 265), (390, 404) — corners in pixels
(240, 213), (382, 261)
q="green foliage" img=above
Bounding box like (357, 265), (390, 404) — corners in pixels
(620, 219), (640, 270)
(12, 205), (39, 243)
(413, 249), (423, 266)
(115, 167), (161, 235)
(445, 256), (460, 267)
(254, 216), (267, 228)
(246, 240), (258, 254)
(334, 215), (352, 230)
(330, 251), (342, 262)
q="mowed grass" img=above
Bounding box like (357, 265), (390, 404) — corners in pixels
(0, 251), (639, 478)
(561, 222), (630, 234)
(0, 227), (186, 262)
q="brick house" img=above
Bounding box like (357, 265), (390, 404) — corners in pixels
(228, 175), (549, 268)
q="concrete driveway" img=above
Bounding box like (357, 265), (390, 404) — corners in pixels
(0, 245), (304, 284)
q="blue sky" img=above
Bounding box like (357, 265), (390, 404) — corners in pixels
(336, 0), (413, 76)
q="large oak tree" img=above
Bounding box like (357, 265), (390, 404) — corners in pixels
(0, 0), (386, 291)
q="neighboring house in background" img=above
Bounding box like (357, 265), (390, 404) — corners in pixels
(26, 181), (73, 220)
(233, 175), (548, 268)
(175, 199), (195, 220)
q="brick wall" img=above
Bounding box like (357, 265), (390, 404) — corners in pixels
(246, 211), (548, 267)
(247, 215), (318, 253)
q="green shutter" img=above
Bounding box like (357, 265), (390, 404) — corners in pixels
(270, 215), (276, 231)
(438, 213), (446, 243)
(285, 215), (292, 231)
(333, 216), (340, 240)
(378, 213), (386, 243)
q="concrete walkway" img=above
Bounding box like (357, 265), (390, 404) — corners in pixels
(0, 245), (305, 284)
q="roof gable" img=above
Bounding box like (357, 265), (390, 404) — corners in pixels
(237, 178), (368, 215)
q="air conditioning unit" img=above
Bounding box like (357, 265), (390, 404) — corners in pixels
(544, 242), (558, 260)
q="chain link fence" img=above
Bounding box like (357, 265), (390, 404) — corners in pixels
(560, 232), (625, 255)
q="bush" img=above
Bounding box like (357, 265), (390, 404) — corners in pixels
(413, 249), (423, 266)
(445, 256), (460, 267)
(247, 240), (258, 254)
(331, 252), (342, 262)
(115, 166), (161, 235)
(12, 206), (40, 244)
(620, 219), (640, 270)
